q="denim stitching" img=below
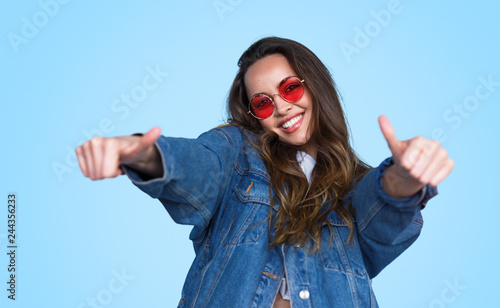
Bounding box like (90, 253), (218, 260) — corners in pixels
(357, 199), (385, 233)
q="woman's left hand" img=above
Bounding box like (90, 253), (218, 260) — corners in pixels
(378, 115), (454, 198)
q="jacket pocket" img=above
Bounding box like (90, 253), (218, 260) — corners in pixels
(319, 216), (367, 277)
(217, 173), (276, 246)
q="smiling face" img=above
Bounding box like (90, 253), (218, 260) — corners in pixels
(244, 54), (317, 158)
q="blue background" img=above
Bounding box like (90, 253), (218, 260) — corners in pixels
(1, 1), (499, 307)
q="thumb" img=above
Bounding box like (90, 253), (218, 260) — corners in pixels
(378, 115), (400, 155)
(137, 126), (162, 149)
(120, 127), (162, 156)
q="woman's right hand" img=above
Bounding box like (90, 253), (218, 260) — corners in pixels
(75, 127), (162, 180)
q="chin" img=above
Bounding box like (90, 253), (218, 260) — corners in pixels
(283, 138), (309, 147)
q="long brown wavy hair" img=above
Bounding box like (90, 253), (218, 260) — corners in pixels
(226, 37), (372, 253)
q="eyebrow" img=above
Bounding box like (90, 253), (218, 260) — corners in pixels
(250, 75), (294, 97)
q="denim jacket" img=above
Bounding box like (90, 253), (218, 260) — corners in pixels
(122, 125), (438, 308)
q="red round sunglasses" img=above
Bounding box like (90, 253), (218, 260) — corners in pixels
(248, 76), (305, 119)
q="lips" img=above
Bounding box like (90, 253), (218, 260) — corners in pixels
(281, 114), (303, 129)
(279, 112), (305, 134)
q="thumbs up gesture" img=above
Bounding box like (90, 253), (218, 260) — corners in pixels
(75, 127), (163, 180)
(378, 115), (454, 198)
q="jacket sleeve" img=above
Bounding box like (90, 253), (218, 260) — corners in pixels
(351, 157), (438, 279)
(120, 127), (239, 244)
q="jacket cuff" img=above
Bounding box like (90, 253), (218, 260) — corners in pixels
(119, 135), (170, 195)
(375, 157), (438, 209)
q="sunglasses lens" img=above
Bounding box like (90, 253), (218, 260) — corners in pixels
(279, 77), (304, 102)
(250, 95), (274, 119)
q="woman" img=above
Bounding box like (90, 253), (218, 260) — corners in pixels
(75, 37), (454, 307)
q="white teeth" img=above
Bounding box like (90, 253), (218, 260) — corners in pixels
(282, 114), (303, 129)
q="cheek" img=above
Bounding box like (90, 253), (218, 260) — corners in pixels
(301, 89), (314, 110)
(258, 119), (274, 132)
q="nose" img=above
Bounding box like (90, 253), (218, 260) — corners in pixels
(272, 95), (292, 116)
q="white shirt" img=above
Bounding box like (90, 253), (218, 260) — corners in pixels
(279, 151), (316, 300)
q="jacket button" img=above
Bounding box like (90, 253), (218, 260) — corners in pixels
(299, 290), (310, 299)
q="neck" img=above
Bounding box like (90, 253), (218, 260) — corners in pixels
(299, 141), (318, 161)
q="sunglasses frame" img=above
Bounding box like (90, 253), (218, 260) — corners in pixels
(247, 76), (305, 120)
